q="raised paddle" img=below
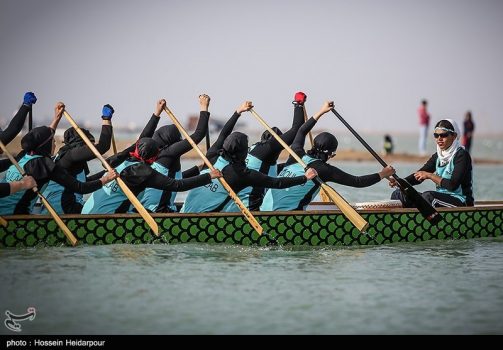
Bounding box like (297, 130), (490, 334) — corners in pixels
(0, 140), (78, 246)
(330, 108), (442, 225)
(302, 104), (330, 203)
(63, 111), (160, 236)
(249, 109), (369, 232)
(111, 128), (117, 155)
(163, 105), (264, 236)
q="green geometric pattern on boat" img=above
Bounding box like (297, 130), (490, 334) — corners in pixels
(1, 208), (502, 248)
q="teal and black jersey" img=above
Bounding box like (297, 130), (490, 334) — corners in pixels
(139, 162), (181, 213)
(182, 156), (308, 213)
(180, 157), (231, 213)
(82, 158), (212, 214)
(41, 169), (86, 214)
(0, 154), (42, 215)
(403, 148), (473, 205)
(260, 155), (319, 211)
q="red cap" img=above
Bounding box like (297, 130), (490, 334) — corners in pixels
(294, 92), (307, 105)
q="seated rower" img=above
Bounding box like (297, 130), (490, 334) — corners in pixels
(261, 101), (395, 211)
(81, 137), (222, 214)
(180, 101), (317, 213)
(0, 102), (117, 215)
(139, 95), (211, 213)
(41, 104), (115, 214)
(390, 119), (473, 207)
(237, 91), (307, 211)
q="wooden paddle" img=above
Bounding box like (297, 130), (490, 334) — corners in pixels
(63, 111), (160, 236)
(330, 108), (442, 225)
(111, 128), (117, 155)
(0, 140), (78, 246)
(0, 216), (8, 227)
(249, 109), (369, 232)
(163, 105), (264, 236)
(302, 105), (330, 203)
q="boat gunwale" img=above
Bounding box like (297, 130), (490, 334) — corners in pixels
(3, 201), (503, 220)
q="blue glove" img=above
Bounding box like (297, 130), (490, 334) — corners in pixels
(102, 104), (115, 120)
(23, 92), (37, 106)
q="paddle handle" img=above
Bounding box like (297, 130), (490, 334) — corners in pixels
(0, 216), (7, 227)
(163, 106), (263, 235)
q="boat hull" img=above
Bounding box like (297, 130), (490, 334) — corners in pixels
(1, 204), (502, 248)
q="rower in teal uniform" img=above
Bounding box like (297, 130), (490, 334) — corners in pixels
(180, 101), (317, 213)
(231, 91), (307, 211)
(40, 104), (115, 214)
(138, 95), (211, 212)
(0, 102), (117, 215)
(261, 101), (395, 211)
(390, 119), (473, 207)
(81, 137), (222, 214)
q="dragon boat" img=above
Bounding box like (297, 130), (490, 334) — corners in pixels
(1, 201), (502, 248)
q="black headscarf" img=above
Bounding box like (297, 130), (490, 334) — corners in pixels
(307, 132), (338, 162)
(129, 137), (160, 164)
(21, 126), (54, 157)
(220, 132), (249, 165)
(152, 125), (181, 148)
(55, 127), (95, 161)
(259, 127), (283, 143)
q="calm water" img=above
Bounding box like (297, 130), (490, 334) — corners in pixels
(1, 160), (503, 334)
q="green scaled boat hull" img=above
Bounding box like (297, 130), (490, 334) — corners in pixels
(1, 203), (502, 248)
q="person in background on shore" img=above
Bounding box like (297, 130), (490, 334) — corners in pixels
(138, 95), (211, 213)
(461, 110), (475, 154)
(418, 99), (430, 155)
(231, 91), (307, 211)
(0, 102), (117, 215)
(261, 101), (395, 211)
(383, 134), (394, 155)
(180, 101), (317, 213)
(40, 104), (115, 214)
(390, 119), (473, 207)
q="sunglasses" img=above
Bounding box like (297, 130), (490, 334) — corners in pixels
(433, 132), (451, 139)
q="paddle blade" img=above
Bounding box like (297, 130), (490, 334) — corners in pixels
(116, 178), (160, 236)
(396, 178), (442, 225)
(320, 183), (369, 232)
(0, 216), (7, 227)
(38, 195), (78, 246)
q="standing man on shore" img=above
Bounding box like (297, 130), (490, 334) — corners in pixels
(418, 99), (430, 156)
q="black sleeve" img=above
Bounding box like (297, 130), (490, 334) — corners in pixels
(182, 165), (200, 178)
(148, 171), (212, 191)
(0, 158), (12, 172)
(291, 117), (317, 157)
(244, 169), (307, 188)
(138, 114), (161, 139)
(404, 154), (437, 185)
(207, 112), (241, 161)
(319, 163), (381, 188)
(50, 165), (103, 194)
(0, 105), (29, 145)
(158, 111), (209, 159)
(0, 183), (11, 197)
(440, 150), (471, 191)
(58, 125), (113, 168)
(86, 170), (106, 181)
(273, 105), (305, 150)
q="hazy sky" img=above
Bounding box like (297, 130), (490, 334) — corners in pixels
(1, 0), (503, 134)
